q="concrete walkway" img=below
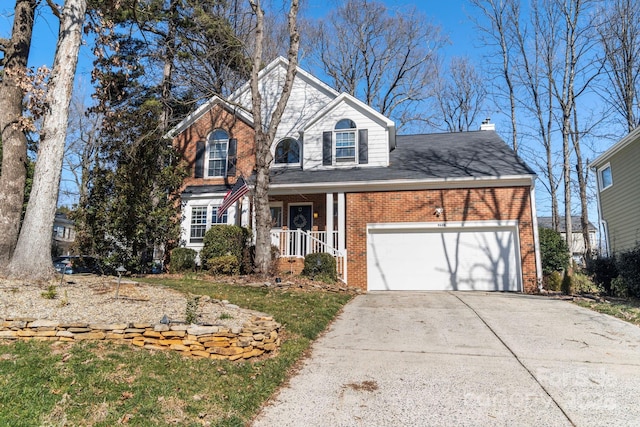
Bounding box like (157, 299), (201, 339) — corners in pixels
(252, 292), (640, 427)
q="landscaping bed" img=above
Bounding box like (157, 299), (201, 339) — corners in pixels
(0, 275), (353, 426)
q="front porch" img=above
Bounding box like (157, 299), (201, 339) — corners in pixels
(267, 193), (348, 282)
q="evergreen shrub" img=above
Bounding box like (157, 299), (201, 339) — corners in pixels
(170, 247), (197, 273)
(302, 253), (337, 283)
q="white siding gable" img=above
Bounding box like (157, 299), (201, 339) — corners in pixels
(303, 98), (391, 169)
(230, 59), (337, 141)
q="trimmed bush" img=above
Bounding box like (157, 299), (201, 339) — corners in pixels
(207, 255), (240, 275)
(302, 253), (337, 283)
(616, 246), (640, 298)
(201, 225), (250, 272)
(586, 256), (618, 295)
(539, 227), (570, 274)
(170, 248), (197, 273)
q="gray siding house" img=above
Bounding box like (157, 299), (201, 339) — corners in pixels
(591, 127), (640, 255)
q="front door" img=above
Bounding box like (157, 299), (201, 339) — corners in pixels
(289, 205), (313, 255)
(288, 205), (313, 231)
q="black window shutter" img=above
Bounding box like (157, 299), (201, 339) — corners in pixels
(194, 141), (205, 178)
(323, 131), (332, 166)
(226, 138), (237, 177)
(358, 129), (368, 164)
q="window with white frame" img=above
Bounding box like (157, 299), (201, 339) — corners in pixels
(274, 138), (300, 165)
(190, 206), (208, 243)
(599, 164), (613, 190)
(190, 205), (229, 243)
(207, 129), (228, 177)
(270, 204), (283, 228)
(334, 119), (356, 163)
(211, 205), (228, 225)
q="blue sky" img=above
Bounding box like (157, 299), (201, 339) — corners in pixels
(1, 0), (481, 79)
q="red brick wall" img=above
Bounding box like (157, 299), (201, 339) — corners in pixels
(173, 104), (256, 191)
(346, 187), (538, 293)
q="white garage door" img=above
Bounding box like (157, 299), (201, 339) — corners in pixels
(367, 222), (521, 291)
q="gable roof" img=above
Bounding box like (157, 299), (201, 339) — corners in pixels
(538, 216), (597, 232)
(266, 130), (535, 189)
(228, 56), (339, 104)
(301, 93), (396, 151)
(166, 96), (253, 139)
(591, 125), (640, 168)
(167, 57), (340, 140)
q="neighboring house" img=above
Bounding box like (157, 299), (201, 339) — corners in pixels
(538, 216), (597, 263)
(52, 212), (75, 256)
(169, 57), (542, 293)
(591, 127), (640, 256)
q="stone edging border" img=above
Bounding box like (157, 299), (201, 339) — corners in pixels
(0, 316), (281, 361)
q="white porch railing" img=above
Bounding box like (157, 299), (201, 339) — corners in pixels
(270, 229), (347, 283)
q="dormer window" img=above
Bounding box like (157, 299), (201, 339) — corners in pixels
(334, 119), (357, 163)
(322, 120), (368, 167)
(275, 138), (300, 165)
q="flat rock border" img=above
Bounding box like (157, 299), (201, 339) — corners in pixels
(0, 316), (281, 361)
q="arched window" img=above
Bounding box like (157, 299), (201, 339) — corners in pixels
(275, 138), (300, 164)
(207, 129), (229, 177)
(334, 119), (356, 162)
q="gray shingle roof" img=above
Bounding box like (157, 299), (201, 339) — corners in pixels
(269, 130), (535, 185)
(183, 130), (535, 195)
(538, 216), (597, 232)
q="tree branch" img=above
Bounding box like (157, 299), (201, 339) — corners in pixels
(45, 0), (62, 19)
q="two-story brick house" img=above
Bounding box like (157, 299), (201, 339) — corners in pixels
(169, 57), (542, 293)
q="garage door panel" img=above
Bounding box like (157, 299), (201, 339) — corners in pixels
(367, 226), (520, 291)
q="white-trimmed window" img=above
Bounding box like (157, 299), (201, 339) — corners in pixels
(190, 204), (229, 243)
(274, 138), (300, 165)
(207, 129), (228, 177)
(270, 203), (283, 228)
(599, 164), (613, 190)
(211, 206), (228, 225)
(190, 206), (208, 243)
(334, 119), (356, 163)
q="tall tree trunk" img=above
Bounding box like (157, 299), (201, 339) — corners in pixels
(0, 0), (36, 268)
(572, 109), (592, 258)
(249, 0), (299, 274)
(7, 0), (87, 280)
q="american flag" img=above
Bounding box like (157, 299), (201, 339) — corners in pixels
(217, 177), (250, 216)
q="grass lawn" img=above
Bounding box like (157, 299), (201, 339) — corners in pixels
(574, 297), (640, 327)
(0, 277), (353, 426)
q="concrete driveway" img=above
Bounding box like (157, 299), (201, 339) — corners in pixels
(252, 292), (640, 427)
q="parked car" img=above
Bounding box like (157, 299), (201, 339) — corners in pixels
(53, 256), (102, 275)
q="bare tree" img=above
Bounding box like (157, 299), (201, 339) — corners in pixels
(61, 88), (101, 206)
(0, 0), (36, 267)
(304, 0), (445, 130)
(514, 0), (561, 229)
(470, 0), (520, 152)
(249, 0), (300, 274)
(7, 0), (87, 279)
(596, 0), (640, 132)
(551, 0), (599, 262)
(433, 56), (488, 132)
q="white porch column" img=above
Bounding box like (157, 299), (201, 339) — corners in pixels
(326, 193), (334, 248)
(337, 192), (346, 252)
(240, 196), (250, 227)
